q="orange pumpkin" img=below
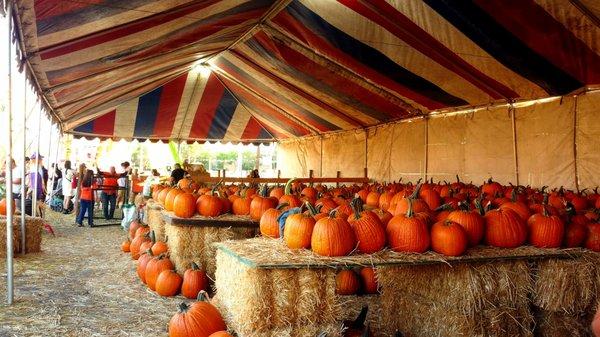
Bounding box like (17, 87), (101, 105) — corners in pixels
(279, 179), (302, 210)
(0, 198), (15, 216)
(168, 291), (226, 337)
(174, 193), (197, 218)
(347, 198), (386, 254)
(431, 220), (469, 256)
(121, 239), (131, 253)
(165, 189), (184, 212)
(585, 223), (600, 251)
(311, 211), (357, 257)
(209, 332), (234, 337)
(232, 195), (252, 215)
(145, 255), (175, 291)
(136, 249), (154, 283)
(359, 267), (379, 294)
(283, 212), (316, 250)
(156, 269), (183, 297)
(335, 269), (360, 295)
(260, 204), (287, 238)
(130, 234), (150, 260)
(387, 199), (430, 253)
(484, 208), (527, 248)
(158, 187), (172, 204)
(181, 262), (208, 299)
(446, 202), (485, 247)
(250, 186), (278, 221)
(527, 207), (564, 248)
(128, 220), (142, 240)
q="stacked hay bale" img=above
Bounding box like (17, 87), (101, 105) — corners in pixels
(166, 223), (257, 277)
(214, 249), (343, 337)
(145, 200), (166, 241)
(377, 261), (533, 337)
(0, 215), (43, 256)
(533, 254), (600, 337)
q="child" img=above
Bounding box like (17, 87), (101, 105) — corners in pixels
(76, 170), (95, 227)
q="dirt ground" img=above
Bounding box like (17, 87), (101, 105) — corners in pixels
(0, 209), (180, 337)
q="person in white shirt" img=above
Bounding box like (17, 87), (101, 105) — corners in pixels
(62, 160), (74, 213)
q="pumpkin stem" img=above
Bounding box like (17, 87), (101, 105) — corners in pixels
(329, 208), (339, 218)
(361, 324), (371, 337)
(456, 174), (461, 183)
(542, 193), (549, 206)
(305, 201), (318, 217)
(284, 178), (296, 196)
(317, 333), (327, 337)
(211, 180), (223, 196)
(150, 230), (156, 244)
(351, 306), (369, 329)
(191, 261), (200, 270)
(406, 198), (414, 218)
(409, 183), (422, 200)
(394, 330), (404, 337)
(565, 201), (575, 216)
(260, 184), (268, 198)
(474, 198), (485, 216)
(197, 290), (210, 302)
(350, 197), (364, 220)
(434, 203), (453, 212)
(510, 188), (518, 202)
(276, 202), (289, 211)
(178, 302), (190, 313)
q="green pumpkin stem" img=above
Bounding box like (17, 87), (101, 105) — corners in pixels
(276, 202), (289, 211)
(260, 184), (268, 198)
(434, 203), (453, 212)
(284, 178), (296, 196)
(178, 302), (190, 313)
(197, 290), (210, 302)
(150, 230), (156, 244)
(406, 198), (414, 218)
(351, 305), (369, 329)
(456, 174), (461, 184)
(305, 202), (318, 217)
(190, 262), (200, 270)
(510, 188), (518, 202)
(474, 198), (485, 216)
(409, 183), (422, 200)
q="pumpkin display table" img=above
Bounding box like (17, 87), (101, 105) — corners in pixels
(144, 199), (167, 241)
(162, 211), (258, 277)
(214, 237), (600, 337)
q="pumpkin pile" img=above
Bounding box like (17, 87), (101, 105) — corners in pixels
(253, 178), (600, 257)
(335, 267), (379, 296)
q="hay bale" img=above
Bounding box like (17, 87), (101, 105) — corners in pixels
(339, 295), (383, 333)
(534, 258), (597, 314)
(215, 249), (343, 337)
(146, 201), (166, 241)
(0, 215), (43, 256)
(377, 261), (533, 337)
(165, 224), (256, 277)
(536, 311), (590, 337)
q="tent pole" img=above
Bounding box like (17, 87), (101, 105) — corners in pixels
(21, 69), (27, 254)
(572, 96), (579, 192)
(510, 103), (519, 186)
(45, 122), (52, 201)
(32, 107), (42, 217)
(5, 3), (15, 304)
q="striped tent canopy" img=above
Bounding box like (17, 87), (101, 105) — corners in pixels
(9, 0), (600, 142)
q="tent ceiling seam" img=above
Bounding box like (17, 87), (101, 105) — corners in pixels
(212, 72), (278, 141)
(263, 23), (425, 117)
(210, 62), (321, 135)
(569, 0), (600, 28)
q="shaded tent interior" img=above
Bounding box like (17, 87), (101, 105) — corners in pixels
(7, 0), (600, 187)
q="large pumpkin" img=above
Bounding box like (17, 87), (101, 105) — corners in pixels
(156, 269), (183, 297)
(165, 189), (184, 212)
(527, 208), (565, 248)
(498, 190), (531, 221)
(335, 269), (360, 295)
(173, 193), (197, 218)
(168, 291), (227, 337)
(209, 332), (234, 337)
(283, 212), (315, 249)
(484, 208), (527, 248)
(198, 193), (223, 217)
(347, 198), (386, 254)
(130, 234), (151, 260)
(250, 186), (278, 221)
(564, 215), (589, 248)
(158, 187), (172, 204)
(431, 220), (468, 256)
(145, 255), (175, 291)
(232, 195), (252, 215)
(128, 220), (143, 240)
(386, 199), (430, 253)
(311, 211), (357, 257)
(260, 204), (287, 238)
(181, 262), (208, 299)
(136, 249), (154, 283)
(446, 204), (485, 247)
(279, 179), (302, 210)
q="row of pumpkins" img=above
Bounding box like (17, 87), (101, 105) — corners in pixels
(120, 222), (232, 337)
(154, 178), (600, 257)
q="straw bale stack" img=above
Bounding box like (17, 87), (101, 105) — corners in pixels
(145, 200), (166, 241)
(0, 215), (43, 256)
(165, 224), (256, 277)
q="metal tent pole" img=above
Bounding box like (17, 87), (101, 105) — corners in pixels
(21, 69), (27, 254)
(32, 107), (42, 217)
(5, 3), (15, 305)
(45, 122), (52, 201)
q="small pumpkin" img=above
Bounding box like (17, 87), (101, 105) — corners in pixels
(335, 269), (360, 295)
(151, 232), (169, 256)
(359, 267), (379, 294)
(121, 239), (131, 253)
(156, 269), (183, 297)
(585, 223), (600, 252)
(181, 262), (208, 299)
(130, 233), (151, 260)
(260, 203), (288, 238)
(527, 206), (565, 248)
(165, 189), (184, 211)
(283, 207), (316, 250)
(250, 185), (278, 221)
(0, 198), (15, 216)
(168, 291), (227, 337)
(446, 201), (485, 247)
(209, 332), (234, 337)
(136, 249), (154, 283)
(279, 178), (302, 210)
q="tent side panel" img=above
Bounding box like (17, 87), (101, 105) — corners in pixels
(576, 91), (600, 190)
(276, 136), (322, 177)
(322, 131), (367, 178)
(367, 124), (394, 182)
(389, 119), (427, 183)
(427, 115), (466, 183)
(515, 97), (576, 189)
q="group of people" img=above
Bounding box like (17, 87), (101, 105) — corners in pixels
(0, 153), (49, 216)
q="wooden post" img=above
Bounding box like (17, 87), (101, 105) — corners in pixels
(336, 171), (341, 188)
(277, 170), (281, 179)
(309, 169), (314, 179)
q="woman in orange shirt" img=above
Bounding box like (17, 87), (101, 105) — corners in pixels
(76, 170), (95, 227)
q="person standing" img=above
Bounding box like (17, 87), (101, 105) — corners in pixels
(27, 153), (46, 201)
(170, 163), (186, 186)
(76, 170), (95, 227)
(98, 166), (119, 220)
(117, 161), (131, 207)
(62, 160), (74, 213)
